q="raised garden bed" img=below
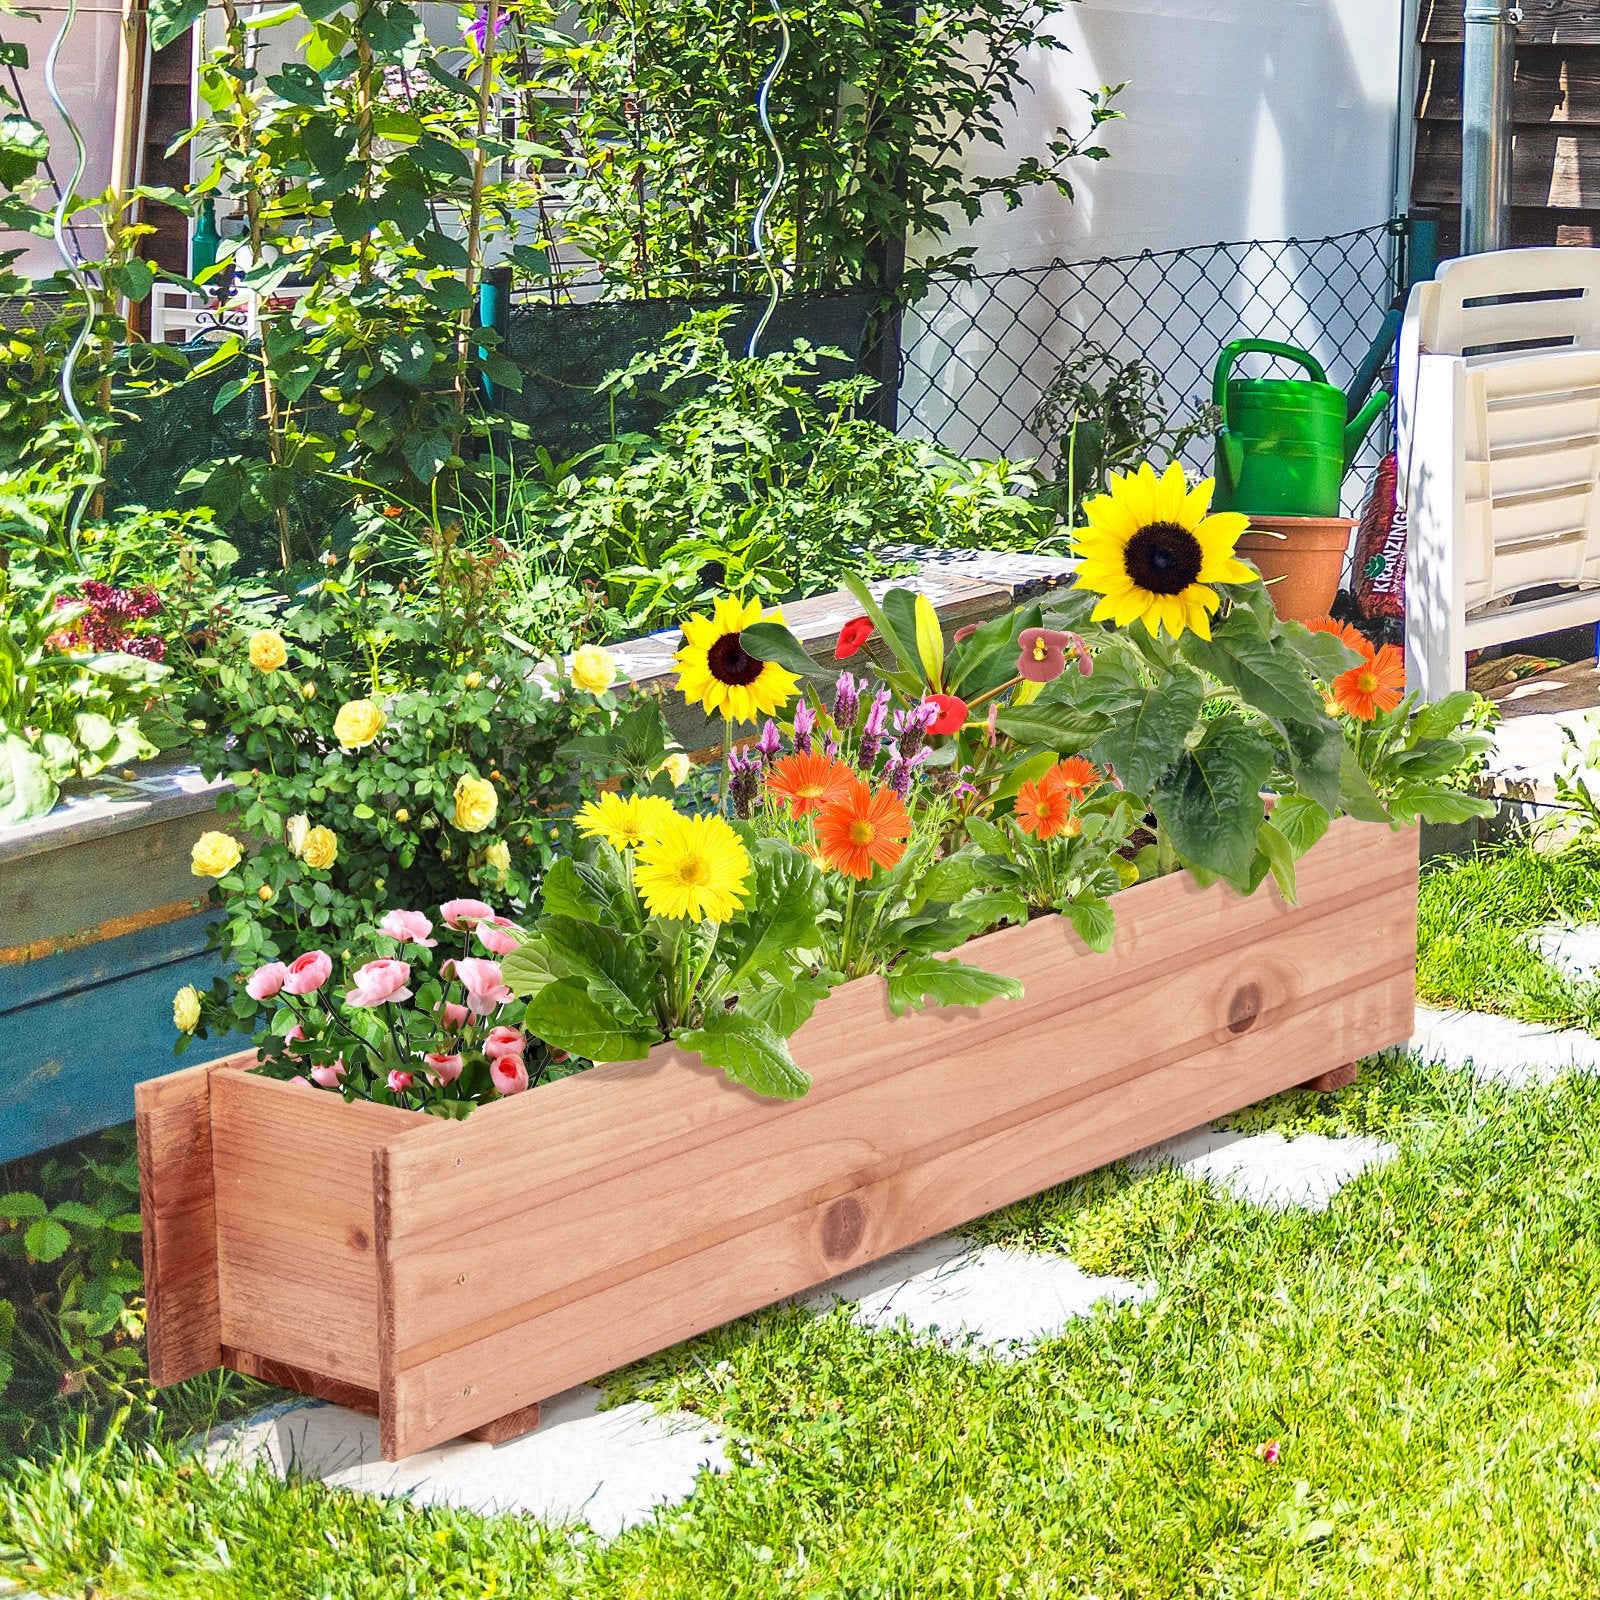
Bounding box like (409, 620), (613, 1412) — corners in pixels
(138, 816), (1418, 1460)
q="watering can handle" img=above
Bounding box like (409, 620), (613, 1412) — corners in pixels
(1212, 339), (1330, 416)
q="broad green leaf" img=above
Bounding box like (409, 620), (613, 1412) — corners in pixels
(1090, 677), (1205, 794)
(1280, 716), (1346, 816)
(993, 749), (1057, 804)
(1063, 894), (1115, 953)
(1282, 620), (1366, 681)
(0, 1193), (47, 1221)
(0, 735), (57, 826)
(1410, 690), (1481, 743)
(735, 971), (831, 1039)
(1151, 716), (1275, 888)
(531, 915), (656, 1028)
(519, 978), (659, 1063)
(716, 840), (825, 992)
(148, 0), (206, 50)
(913, 592), (945, 690)
(538, 857), (603, 923)
(677, 1009), (811, 1099)
(1269, 794), (1330, 857)
(1182, 611), (1333, 731)
(1393, 787), (1495, 825)
(1338, 746), (1392, 824)
(886, 954), (1024, 1017)
(24, 1217), (70, 1263)
(1255, 820), (1299, 904)
(739, 620), (837, 683)
(500, 938), (558, 1001)
(842, 573), (914, 675)
(994, 702), (1112, 754)
(48, 1201), (105, 1230)
(966, 815), (1011, 856)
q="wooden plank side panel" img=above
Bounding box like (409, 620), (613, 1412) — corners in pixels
(1422, 0), (1600, 44)
(1413, 122), (1600, 209)
(135, 1051), (255, 1386)
(1418, 44), (1600, 124)
(375, 821), (1418, 1456)
(210, 1072), (417, 1389)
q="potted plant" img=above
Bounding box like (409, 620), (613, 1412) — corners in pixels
(138, 464), (1489, 1460)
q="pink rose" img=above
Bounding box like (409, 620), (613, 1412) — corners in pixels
(475, 916), (519, 956)
(424, 1051), (463, 1086)
(387, 1069), (414, 1094)
(246, 961), (289, 1001)
(284, 1023), (307, 1045)
(311, 1057), (347, 1089)
(441, 1001), (469, 1031)
(456, 956), (512, 1016)
(282, 950), (333, 996)
(289, 1074), (312, 1088)
(483, 1025), (525, 1061)
(490, 1054), (529, 1095)
(440, 897), (495, 929)
(345, 958), (413, 1008)
(380, 909), (437, 948)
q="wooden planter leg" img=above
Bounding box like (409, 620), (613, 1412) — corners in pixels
(1298, 1061), (1360, 1093)
(463, 1400), (543, 1445)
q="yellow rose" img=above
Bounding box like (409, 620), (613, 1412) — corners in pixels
(464, 671), (483, 690)
(284, 812), (310, 858)
(247, 630), (287, 673)
(301, 681), (317, 701)
(570, 644), (619, 695)
(191, 830), (243, 879)
(655, 752), (693, 786)
(173, 985), (201, 1034)
(482, 839), (511, 877)
(453, 773), (498, 834)
(395, 808), (410, 824)
(257, 885), (273, 903)
(300, 825), (338, 871)
(333, 698), (387, 750)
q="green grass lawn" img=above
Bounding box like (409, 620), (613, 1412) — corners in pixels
(7, 844), (1600, 1598)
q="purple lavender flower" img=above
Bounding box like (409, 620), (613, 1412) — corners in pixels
(884, 744), (929, 799)
(891, 700), (938, 761)
(823, 734), (839, 760)
(727, 749), (760, 819)
(757, 719), (782, 768)
(793, 699), (816, 755)
(832, 670), (861, 731)
(859, 689), (891, 766)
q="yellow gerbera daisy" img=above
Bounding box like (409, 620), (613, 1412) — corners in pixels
(675, 595), (800, 724)
(632, 811), (752, 922)
(1072, 462), (1259, 641)
(575, 791), (677, 852)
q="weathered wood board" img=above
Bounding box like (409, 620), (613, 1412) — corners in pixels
(140, 818), (1418, 1460)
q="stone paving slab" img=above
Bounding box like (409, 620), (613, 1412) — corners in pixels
(1530, 923), (1600, 985)
(1411, 1004), (1600, 1088)
(1129, 1128), (1397, 1211)
(204, 1384), (728, 1540)
(798, 1235), (1153, 1358)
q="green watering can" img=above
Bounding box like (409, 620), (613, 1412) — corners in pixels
(1212, 339), (1389, 517)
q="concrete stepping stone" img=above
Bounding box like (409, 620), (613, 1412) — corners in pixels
(1129, 1127), (1396, 1211)
(203, 1383), (727, 1539)
(1530, 923), (1600, 985)
(798, 1235), (1153, 1358)
(1411, 1004), (1600, 1088)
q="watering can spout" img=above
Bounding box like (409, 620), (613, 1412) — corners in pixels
(1343, 389), (1389, 468)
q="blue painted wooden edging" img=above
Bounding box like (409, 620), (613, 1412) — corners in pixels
(0, 912), (252, 1161)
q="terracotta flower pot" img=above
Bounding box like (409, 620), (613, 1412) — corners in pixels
(1237, 515), (1358, 625)
(137, 819), (1418, 1461)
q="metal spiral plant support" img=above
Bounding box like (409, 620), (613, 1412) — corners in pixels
(745, 11), (790, 361)
(43, 0), (104, 549)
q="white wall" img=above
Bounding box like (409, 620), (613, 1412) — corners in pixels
(902, 0), (1407, 462)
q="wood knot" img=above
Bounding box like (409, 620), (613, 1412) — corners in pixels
(349, 1227), (370, 1252)
(1226, 982), (1264, 1035)
(820, 1196), (866, 1262)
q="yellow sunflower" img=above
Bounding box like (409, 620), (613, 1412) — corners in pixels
(675, 595), (800, 723)
(632, 811), (751, 922)
(1073, 462), (1258, 641)
(575, 791), (677, 852)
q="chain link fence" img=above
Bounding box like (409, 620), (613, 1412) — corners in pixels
(898, 221), (1404, 513)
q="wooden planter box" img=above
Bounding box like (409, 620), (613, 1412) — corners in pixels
(138, 818), (1418, 1460)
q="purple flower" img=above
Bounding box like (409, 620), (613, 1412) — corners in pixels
(891, 700), (938, 760)
(757, 719), (782, 767)
(468, 4), (508, 49)
(832, 671), (861, 731)
(793, 699), (816, 755)
(727, 748), (760, 819)
(859, 689), (891, 765)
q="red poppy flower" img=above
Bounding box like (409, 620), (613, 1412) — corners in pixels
(924, 693), (969, 736)
(834, 617), (874, 659)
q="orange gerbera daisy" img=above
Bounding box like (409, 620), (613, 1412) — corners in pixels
(815, 777), (911, 879)
(1332, 642), (1406, 721)
(1046, 755), (1101, 799)
(1015, 775), (1075, 840)
(766, 750), (853, 818)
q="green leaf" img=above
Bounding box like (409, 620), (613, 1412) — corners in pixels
(0, 1193), (47, 1221)
(716, 840), (825, 992)
(994, 702), (1112, 754)
(1063, 894), (1115, 953)
(1410, 690), (1482, 743)
(538, 856), (604, 923)
(886, 954), (1024, 1017)
(677, 1009), (810, 1099)
(841, 573), (914, 675)
(1269, 794), (1330, 856)
(1338, 746), (1392, 824)
(519, 978), (659, 1063)
(500, 938), (558, 1001)
(1280, 717), (1347, 816)
(1151, 716), (1275, 888)
(0, 734), (58, 826)
(1090, 678), (1205, 794)
(735, 970), (831, 1039)
(402, 431), (451, 482)
(739, 621), (838, 683)
(24, 1217), (71, 1263)
(267, 61), (327, 108)
(48, 1201), (105, 1230)
(148, 0), (205, 51)
(527, 915), (656, 1028)
(1255, 820), (1299, 904)
(1282, 620), (1366, 681)
(1394, 787), (1495, 825)
(1182, 610), (1333, 731)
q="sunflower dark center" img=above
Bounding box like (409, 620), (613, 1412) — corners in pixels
(707, 631), (766, 687)
(1123, 522), (1204, 596)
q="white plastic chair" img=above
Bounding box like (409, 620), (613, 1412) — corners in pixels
(1399, 247), (1600, 699)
